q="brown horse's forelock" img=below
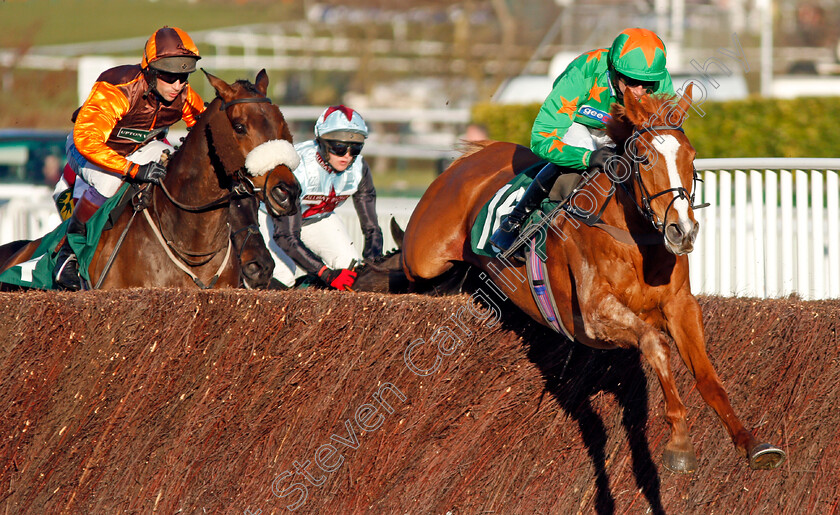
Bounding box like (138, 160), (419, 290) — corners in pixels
(231, 80), (293, 144)
(607, 93), (682, 148)
(234, 79), (261, 95)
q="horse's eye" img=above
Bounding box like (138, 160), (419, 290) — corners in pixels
(233, 123), (246, 134)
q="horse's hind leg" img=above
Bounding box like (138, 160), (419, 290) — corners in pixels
(664, 294), (786, 470)
(577, 292), (699, 473)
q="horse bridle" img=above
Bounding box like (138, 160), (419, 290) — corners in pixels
(149, 95), (276, 268)
(230, 195), (262, 262)
(220, 95), (292, 219)
(154, 95), (275, 213)
(623, 125), (706, 232)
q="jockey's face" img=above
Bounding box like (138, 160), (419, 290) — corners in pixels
(323, 139), (363, 172)
(617, 75), (656, 101)
(155, 72), (189, 102)
(327, 148), (354, 172)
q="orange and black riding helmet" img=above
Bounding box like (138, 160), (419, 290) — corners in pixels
(141, 26), (201, 73)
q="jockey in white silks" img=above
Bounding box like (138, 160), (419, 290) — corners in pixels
(263, 105), (383, 290)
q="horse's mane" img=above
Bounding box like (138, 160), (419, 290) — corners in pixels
(606, 93), (682, 148)
(233, 79), (261, 95)
(451, 139), (495, 168)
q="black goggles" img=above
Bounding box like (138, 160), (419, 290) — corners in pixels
(157, 71), (190, 85)
(326, 140), (363, 157)
(617, 73), (656, 93)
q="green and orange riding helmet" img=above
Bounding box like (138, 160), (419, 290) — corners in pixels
(608, 28), (668, 101)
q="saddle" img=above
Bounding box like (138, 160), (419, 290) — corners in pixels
(102, 183), (147, 231)
(548, 173), (583, 203)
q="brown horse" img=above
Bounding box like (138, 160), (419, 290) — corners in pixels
(0, 196), (275, 290)
(1, 69), (300, 289)
(0, 192), (276, 290)
(402, 85), (786, 473)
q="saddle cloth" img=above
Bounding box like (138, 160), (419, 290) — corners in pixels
(471, 162), (544, 257)
(470, 160), (585, 258)
(0, 183), (130, 289)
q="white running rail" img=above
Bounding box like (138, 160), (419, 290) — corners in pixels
(690, 158), (840, 300)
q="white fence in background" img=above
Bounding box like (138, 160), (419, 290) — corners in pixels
(0, 186), (62, 243)
(689, 158), (840, 300)
(2, 159), (839, 300)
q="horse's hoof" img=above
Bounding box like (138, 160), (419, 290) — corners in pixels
(749, 442), (786, 470)
(663, 445), (698, 474)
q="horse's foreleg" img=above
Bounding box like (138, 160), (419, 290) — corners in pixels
(578, 292), (697, 473)
(663, 294), (786, 470)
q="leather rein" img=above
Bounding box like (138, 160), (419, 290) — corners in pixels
(144, 95), (273, 286)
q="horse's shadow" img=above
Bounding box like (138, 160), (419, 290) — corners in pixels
(500, 305), (667, 515)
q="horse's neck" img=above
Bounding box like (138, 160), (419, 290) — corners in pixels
(156, 125), (230, 242)
(595, 172), (655, 235)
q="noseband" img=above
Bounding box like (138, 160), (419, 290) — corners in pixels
(623, 125), (705, 232)
(220, 95), (293, 218)
(156, 95), (275, 212)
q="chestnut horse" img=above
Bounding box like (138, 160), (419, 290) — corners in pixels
(402, 85), (786, 473)
(1, 69), (300, 289)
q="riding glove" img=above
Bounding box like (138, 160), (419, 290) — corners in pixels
(588, 147), (618, 173)
(362, 227), (384, 261)
(318, 266), (357, 291)
(128, 161), (167, 184)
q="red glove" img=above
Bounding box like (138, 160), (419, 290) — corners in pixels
(318, 266), (357, 291)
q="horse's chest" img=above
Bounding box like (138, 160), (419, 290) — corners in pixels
(593, 255), (670, 308)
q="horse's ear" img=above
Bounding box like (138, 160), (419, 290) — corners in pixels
(670, 82), (694, 126)
(390, 217), (404, 249)
(255, 69), (269, 96)
(202, 68), (234, 101)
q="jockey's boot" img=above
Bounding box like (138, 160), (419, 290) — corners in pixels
(490, 162), (563, 261)
(53, 188), (106, 291)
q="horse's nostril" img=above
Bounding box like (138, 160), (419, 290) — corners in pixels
(271, 185), (290, 203)
(666, 224), (683, 243)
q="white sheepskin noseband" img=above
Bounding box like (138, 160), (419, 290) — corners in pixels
(244, 139), (300, 177)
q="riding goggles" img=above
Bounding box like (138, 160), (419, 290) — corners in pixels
(326, 140), (364, 157)
(157, 71), (190, 85)
(616, 72), (657, 94)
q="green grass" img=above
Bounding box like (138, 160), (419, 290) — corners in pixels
(0, 1), (301, 129)
(0, 0), (300, 48)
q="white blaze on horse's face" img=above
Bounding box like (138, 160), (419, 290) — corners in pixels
(651, 135), (699, 254)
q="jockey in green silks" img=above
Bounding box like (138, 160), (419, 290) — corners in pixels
(490, 27), (676, 258)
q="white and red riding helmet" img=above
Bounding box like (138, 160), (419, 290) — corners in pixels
(314, 105), (368, 143)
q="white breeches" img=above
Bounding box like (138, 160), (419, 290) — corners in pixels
(66, 135), (174, 198)
(259, 210), (362, 287)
